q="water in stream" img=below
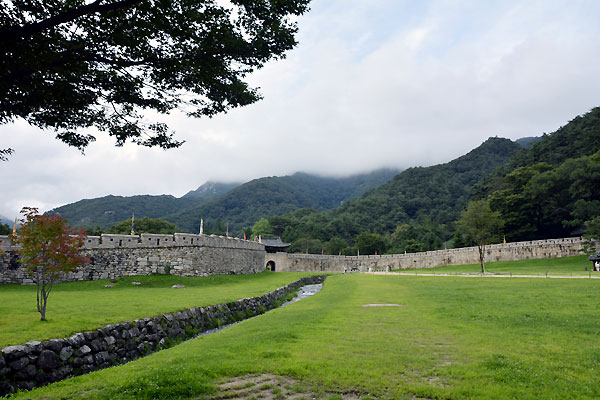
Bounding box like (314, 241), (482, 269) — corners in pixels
(196, 283), (323, 337)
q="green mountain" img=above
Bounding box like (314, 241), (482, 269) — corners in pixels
(514, 136), (541, 148)
(47, 169), (399, 232)
(272, 107), (600, 254)
(482, 107), (600, 242)
(48, 195), (198, 229)
(510, 107), (600, 167)
(181, 181), (240, 200)
(270, 137), (521, 253)
(163, 169), (401, 234)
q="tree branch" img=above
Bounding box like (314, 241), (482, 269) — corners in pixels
(1, 0), (143, 41)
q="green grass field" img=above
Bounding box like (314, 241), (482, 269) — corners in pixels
(0, 272), (314, 348)
(397, 254), (593, 275)
(9, 271), (600, 399)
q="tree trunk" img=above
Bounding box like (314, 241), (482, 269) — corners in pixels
(36, 271), (52, 321)
(39, 283), (47, 321)
(478, 244), (486, 274)
(39, 303), (46, 321)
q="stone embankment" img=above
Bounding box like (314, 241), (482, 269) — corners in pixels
(0, 275), (327, 396)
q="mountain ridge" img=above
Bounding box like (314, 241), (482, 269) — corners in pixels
(47, 169), (401, 231)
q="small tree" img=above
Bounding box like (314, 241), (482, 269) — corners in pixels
(355, 232), (387, 255)
(0, 222), (10, 235)
(456, 200), (504, 273)
(252, 218), (274, 237)
(17, 207), (89, 321)
(108, 216), (176, 235)
(583, 216), (600, 254)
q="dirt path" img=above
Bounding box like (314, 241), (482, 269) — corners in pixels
(209, 374), (364, 400)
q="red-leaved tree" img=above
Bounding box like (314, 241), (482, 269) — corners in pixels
(17, 207), (89, 321)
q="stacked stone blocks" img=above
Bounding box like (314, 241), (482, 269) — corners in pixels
(0, 233), (265, 285)
(0, 275), (327, 396)
(270, 237), (598, 272)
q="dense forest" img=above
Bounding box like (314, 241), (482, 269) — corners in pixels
(475, 107), (600, 243)
(164, 169), (401, 234)
(48, 169), (399, 234)
(181, 182), (241, 200)
(48, 195), (198, 229)
(261, 137), (521, 254)
(266, 107), (600, 254)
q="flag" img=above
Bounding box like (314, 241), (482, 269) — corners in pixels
(199, 218), (204, 235)
(226, 224), (229, 238)
(130, 214), (135, 235)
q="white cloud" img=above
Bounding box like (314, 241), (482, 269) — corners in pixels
(1, 0), (600, 218)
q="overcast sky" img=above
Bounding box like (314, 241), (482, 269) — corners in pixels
(2, 0), (600, 220)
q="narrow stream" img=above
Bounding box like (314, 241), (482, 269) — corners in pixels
(196, 283), (324, 337)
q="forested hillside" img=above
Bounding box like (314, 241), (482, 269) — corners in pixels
(479, 107), (600, 242)
(510, 107), (600, 167)
(164, 169), (400, 234)
(181, 182), (240, 200)
(47, 169), (399, 233)
(48, 195), (198, 229)
(266, 138), (521, 254)
(268, 107), (600, 254)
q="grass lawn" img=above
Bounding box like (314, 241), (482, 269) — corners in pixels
(11, 273), (600, 399)
(395, 254), (593, 276)
(0, 272), (315, 348)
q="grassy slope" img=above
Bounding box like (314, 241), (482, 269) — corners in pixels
(405, 255), (591, 275)
(13, 273), (600, 399)
(0, 272), (314, 348)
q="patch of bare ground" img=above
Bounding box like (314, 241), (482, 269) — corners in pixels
(209, 374), (365, 400)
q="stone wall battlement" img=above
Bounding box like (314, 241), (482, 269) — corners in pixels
(0, 232), (263, 251)
(0, 233), (266, 285)
(269, 237), (598, 273)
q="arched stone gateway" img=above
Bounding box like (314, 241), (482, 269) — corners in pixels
(266, 260), (276, 271)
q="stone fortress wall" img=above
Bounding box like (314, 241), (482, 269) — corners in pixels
(0, 233), (265, 285)
(2, 233), (597, 283)
(268, 237), (596, 273)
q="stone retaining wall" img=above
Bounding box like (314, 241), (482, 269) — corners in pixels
(0, 275), (326, 396)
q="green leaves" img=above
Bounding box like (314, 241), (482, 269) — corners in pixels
(16, 207), (89, 320)
(456, 200), (504, 247)
(107, 216), (176, 235)
(0, 0), (310, 150)
(17, 207), (89, 276)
